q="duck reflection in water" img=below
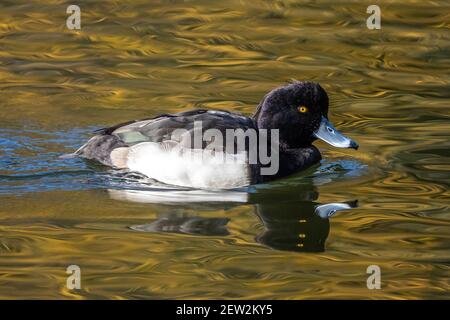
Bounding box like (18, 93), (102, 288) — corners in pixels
(109, 180), (357, 253)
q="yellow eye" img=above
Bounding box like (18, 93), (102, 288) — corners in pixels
(298, 106), (308, 113)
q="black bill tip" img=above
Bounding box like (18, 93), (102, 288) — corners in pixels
(347, 200), (359, 208)
(350, 141), (359, 150)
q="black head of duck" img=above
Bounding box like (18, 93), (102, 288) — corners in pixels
(254, 81), (358, 151)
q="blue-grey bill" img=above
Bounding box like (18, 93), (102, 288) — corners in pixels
(314, 116), (359, 149)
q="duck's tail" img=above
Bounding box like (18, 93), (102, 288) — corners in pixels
(59, 136), (97, 159)
(59, 135), (128, 167)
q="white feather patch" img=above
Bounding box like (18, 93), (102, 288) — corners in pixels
(125, 142), (251, 189)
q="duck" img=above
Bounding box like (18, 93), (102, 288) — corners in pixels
(70, 81), (358, 189)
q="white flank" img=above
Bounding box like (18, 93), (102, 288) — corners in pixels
(125, 142), (251, 189)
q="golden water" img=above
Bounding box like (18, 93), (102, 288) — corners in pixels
(0, 0), (449, 299)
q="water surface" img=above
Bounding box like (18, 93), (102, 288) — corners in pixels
(0, 0), (449, 299)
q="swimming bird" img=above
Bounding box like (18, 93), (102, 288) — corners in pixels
(71, 81), (358, 189)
